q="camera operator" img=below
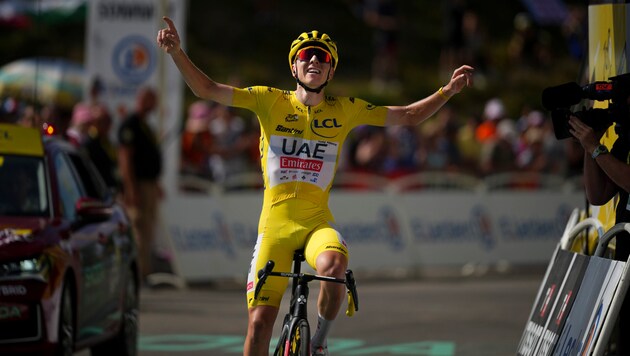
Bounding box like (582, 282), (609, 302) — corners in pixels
(568, 116), (630, 354)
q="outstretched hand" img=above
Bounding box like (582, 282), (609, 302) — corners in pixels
(157, 16), (181, 54)
(444, 65), (474, 96)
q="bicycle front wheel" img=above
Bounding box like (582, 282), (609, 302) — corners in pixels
(275, 318), (310, 356)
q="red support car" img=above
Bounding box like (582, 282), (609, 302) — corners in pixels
(0, 124), (139, 356)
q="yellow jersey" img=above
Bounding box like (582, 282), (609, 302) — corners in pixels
(232, 86), (388, 212)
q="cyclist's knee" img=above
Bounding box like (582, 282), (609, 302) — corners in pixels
(316, 250), (347, 278)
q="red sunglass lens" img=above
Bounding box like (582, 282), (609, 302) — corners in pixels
(297, 48), (331, 63)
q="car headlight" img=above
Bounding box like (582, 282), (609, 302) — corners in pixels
(0, 256), (50, 280)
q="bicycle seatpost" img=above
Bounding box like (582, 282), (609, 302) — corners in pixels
(291, 250), (305, 294)
(293, 250), (305, 268)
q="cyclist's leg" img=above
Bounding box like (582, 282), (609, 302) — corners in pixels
(244, 305), (279, 356)
(304, 225), (349, 350)
(244, 201), (305, 355)
(314, 250), (348, 319)
(246, 232), (293, 307)
(245, 232), (293, 356)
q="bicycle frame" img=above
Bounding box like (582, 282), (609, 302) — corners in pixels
(254, 250), (359, 355)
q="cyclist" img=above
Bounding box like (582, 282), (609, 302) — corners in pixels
(157, 17), (473, 356)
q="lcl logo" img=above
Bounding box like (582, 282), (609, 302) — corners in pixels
(311, 118), (342, 138)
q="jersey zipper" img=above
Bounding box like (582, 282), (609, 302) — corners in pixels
(294, 105), (313, 197)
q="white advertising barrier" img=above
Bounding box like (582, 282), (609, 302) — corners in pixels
(165, 194), (261, 281)
(328, 192), (414, 270)
(163, 190), (584, 282)
(400, 192), (582, 266)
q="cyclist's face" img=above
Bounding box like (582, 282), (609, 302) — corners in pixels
(293, 49), (333, 85)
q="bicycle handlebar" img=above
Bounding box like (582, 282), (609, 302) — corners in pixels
(254, 259), (359, 317)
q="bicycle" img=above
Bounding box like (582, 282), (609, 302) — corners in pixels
(254, 249), (359, 356)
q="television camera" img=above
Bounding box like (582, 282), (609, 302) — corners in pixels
(541, 73), (630, 139)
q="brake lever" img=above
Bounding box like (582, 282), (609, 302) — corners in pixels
(254, 260), (275, 300)
(345, 269), (359, 313)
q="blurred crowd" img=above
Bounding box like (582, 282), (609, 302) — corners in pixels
(0, 92), (584, 193)
(180, 100), (259, 184)
(369, 98), (579, 178)
(0, 0), (589, 192)
(179, 96), (584, 185)
(176, 1), (587, 187)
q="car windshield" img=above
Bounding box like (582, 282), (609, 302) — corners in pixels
(0, 155), (49, 217)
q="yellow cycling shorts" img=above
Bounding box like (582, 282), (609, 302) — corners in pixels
(245, 199), (349, 308)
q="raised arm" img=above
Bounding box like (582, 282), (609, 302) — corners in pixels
(157, 16), (234, 105)
(568, 116), (628, 204)
(385, 65), (474, 126)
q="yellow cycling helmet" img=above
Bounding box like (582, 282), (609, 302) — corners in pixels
(289, 30), (339, 70)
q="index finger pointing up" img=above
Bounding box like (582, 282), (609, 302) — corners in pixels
(163, 16), (176, 31)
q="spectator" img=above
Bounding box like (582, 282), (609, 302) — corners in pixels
(117, 87), (162, 283)
(540, 112), (569, 175)
(208, 103), (255, 183)
(16, 105), (40, 128)
(349, 125), (389, 173)
(418, 122), (446, 171)
(418, 107), (462, 172)
(82, 105), (119, 192)
(383, 125), (421, 176)
(87, 76), (106, 106)
(66, 102), (94, 146)
(180, 100), (215, 179)
(479, 118), (517, 175)
(456, 114), (482, 175)
(517, 124), (547, 172)
(475, 97), (505, 143)
(515, 110), (560, 174)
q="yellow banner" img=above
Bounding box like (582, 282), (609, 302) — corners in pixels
(587, 4), (626, 233)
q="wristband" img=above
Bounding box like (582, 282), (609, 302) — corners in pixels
(591, 144), (609, 159)
(438, 86), (451, 100)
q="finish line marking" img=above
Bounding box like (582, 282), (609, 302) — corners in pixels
(138, 334), (455, 355)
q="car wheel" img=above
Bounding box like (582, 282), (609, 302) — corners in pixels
(91, 272), (138, 356)
(56, 281), (75, 356)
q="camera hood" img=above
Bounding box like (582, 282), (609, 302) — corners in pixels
(541, 82), (583, 110)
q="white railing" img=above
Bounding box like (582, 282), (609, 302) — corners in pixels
(388, 171), (483, 192)
(177, 171), (585, 195)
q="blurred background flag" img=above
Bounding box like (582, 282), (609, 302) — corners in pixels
(0, 57), (84, 108)
(0, 0), (86, 28)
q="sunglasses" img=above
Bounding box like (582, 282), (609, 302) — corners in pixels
(296, 47), (332, 64)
